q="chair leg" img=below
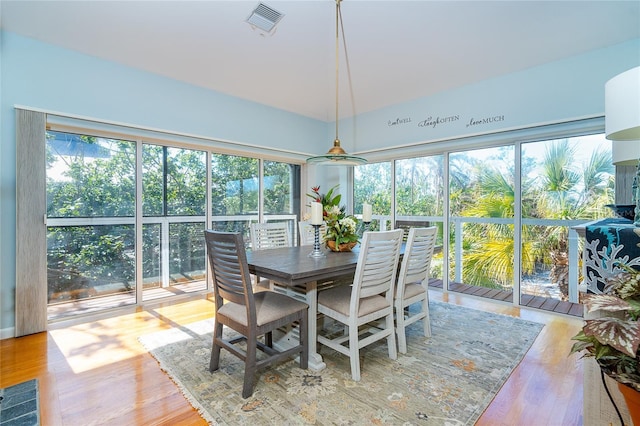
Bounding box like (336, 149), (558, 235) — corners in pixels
(396, 303), (408, 354)
(422, 297), (432, 337)
(242, 333), (258, 399)
(209, 321), (224, 372)
(386, 312), (397, 361)
(348, 324), (361, 381)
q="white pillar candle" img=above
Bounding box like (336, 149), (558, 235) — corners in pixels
(363, 203), (372, 222)
(310, 202), (323, 225)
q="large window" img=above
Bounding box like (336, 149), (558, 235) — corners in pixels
(519, 134), (613, 302)
(449, 146), (515, 289)
(46, 130), (301, 321)
(353, 130), (614, 308)
(395, 155), (445, 279)
(395, 156), (444, 217)
(46, 131), (137, 319)
(209, 155), (300, 247)
(263, 160), (300, 243)
(210, 154), (259, 246)
(142, 144), (207, 301)
(354, 162), (392, 231)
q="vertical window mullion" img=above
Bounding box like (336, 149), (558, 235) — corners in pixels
(390, 159), (396, 229)
(135, 139), (144, 304)
(206, 151), (213, 290)
(258, 159), (264, 222)
(442, 151), (450, 292)
(162, 217), (170, 288)
(163, 146), (168, 216)
(513, 141), (522, 307)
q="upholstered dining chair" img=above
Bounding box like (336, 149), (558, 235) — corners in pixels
(298, 221), (327, 246)
(394, 226), (437, 354)
(316, 229), (403, 381)
(204, 230), (308, 399)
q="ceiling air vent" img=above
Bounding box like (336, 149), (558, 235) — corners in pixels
(246, 3), (284, 34)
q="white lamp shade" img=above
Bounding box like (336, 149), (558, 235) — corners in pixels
(612, 140), (640, 165)
(605, 66), (640, 141)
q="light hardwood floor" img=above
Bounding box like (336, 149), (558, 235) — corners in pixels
(0, 290), (583, 425)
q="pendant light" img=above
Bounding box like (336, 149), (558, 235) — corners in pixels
(307, 0), (367, 166)
(605, 66), (640, 141)
(605, 66), (640, 226)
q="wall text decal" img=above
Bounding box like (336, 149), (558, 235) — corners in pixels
(387, 117), (412, 126)
(418, 115), (460, 129)
(466, 115), (505, 128)
(384, 113), (507, 132)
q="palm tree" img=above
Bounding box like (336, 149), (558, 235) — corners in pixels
(461, 165), (540, 288)
(524, 140), (613, 299)
(458, 139), (613, 298)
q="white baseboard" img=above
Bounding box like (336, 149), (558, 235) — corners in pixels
(1, 327), (16, 340)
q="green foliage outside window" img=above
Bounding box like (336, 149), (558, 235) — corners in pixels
(46, 131), (299, 310)
(354, 135), (613, 296)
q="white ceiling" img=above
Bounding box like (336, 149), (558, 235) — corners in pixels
(2, 1), (639, 122)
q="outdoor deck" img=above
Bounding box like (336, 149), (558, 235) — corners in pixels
(428, 278), (583, 317)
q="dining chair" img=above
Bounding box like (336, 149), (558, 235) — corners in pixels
(395, 219), (430, 242)
(298, 220), (327, 246)
(249, 222), (292, 288)
(394, 226), (438, 354)
(250, 222), (292, 250)
(204, 230), (308, 398)
(316, 229), (403, 381)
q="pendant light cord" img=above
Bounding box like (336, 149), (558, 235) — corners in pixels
(305, 0), (366, 165)
(335, 0), (341, 143)
(335, 0), (357, 143)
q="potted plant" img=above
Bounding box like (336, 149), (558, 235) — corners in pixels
(570, 262), (640, 422)
(307, 185), (359, 251)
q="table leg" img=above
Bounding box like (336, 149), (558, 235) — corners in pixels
(305, 280), (326, 371)
(269, 280), (326, 371)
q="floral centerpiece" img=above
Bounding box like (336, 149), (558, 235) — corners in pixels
(570, 261), (640, 421)
(307, 185), (359, 251)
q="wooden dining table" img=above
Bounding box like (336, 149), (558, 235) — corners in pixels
(246, 245), (360, 371)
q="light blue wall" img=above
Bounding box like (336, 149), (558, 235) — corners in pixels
(0, 32), (327, 332)
(1, 32), (328, 150)
(341, 38), (640, 154)
(1, 30), (638, 333)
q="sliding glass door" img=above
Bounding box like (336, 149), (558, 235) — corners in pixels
(46, 131), (137, 319)
(210, 154), (259, 247)
(353, 132), (613, 310)
(354, 162), (392, 231)
(520, 134), (612, 304)
(448, 146), (516, 292)
(395, 156), (445, 280)
(46, 130), (301, 320)
(141, 144), (207, 301)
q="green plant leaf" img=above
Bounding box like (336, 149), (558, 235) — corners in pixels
(583, 318), (640, 358)
(569, 339), (595, 356)
(584, 294), (632, 314)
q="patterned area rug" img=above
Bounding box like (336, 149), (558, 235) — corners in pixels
(139, 301), (543, 425)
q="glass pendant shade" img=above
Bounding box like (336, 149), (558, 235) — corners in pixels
(307, 139), (367, 166)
